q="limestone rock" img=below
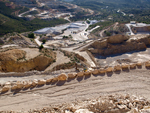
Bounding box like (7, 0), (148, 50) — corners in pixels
(11, 85), (18, 91)
(92, 69), (99, 75)
(31, 79), (38, 88)
(91, 39), (108, 49)
(114, 65), (122, 71)
(4, 82), (11, 87)
(145, 61), (150, 68)
(99, 68), (106, 73)
(75, 109), (93, 113)
(84, 71), (91, 76)
(106, 67), (113, 73)
(136, 62), (142, 67)
(46, 78), (52, 84)
(117, 105), (127, 109)
(130, 64), (136, 69)
(0, 49), (56, 72)
(107, 34), (129, 44)
(128, 108), (139, 113)
(57, 73), (68, 81)
(38, 79), (46, 85)
(121, 64), (129, 70)
(51, 77), (58, 83)
(65, 110), (73, 113)
(140, 106), (150, 113)
(89, 34), (148, 56)
(77, 72), (84, 77)
(16, 81), (24, 90)
(68, 73), (77, 79)
(1, 86), (9, 93)
(23, 81), (32, 89)
(128, 103), (134, 109)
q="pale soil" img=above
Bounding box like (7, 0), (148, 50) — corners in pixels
(20, 48), (40, 60)
(45, 51), (70, 71)
(0, 66), (150, 111)
(96, 48), (150, 67)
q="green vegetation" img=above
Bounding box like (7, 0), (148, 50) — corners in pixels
(63, 35), (69, 39)
(28, 33), (35, 38)
(39, 44), (44, 50)
(86, 20), (90, 24)
(63, 35), (73, 39)
(0, 1), (68, 36)
(42, 39), (46, 44)
(72, 0), (150, 10)
(104, 31), (111, 36)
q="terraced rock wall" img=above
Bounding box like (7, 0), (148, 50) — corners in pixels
(1, 61), (150, 94)
(88, 34), (150, 56)
(0, 49), (56, 72)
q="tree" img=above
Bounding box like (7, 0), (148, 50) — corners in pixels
(28, 33), (35, 38)
(42, 39), (46, 44)
(39, 44), (43, 50)
(63, 35), (68, 39)
(86, 20), (90, 24)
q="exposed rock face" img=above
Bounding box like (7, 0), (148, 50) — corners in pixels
(132, 26), (150, 34)
(89, 34), (150, 56)
(91, 39), (108, 49)
(107, 34), (129, 44)
(0, 49), (56, 72)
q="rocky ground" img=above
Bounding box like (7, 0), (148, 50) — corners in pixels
(0, 66), (150, 112)
(0, 48), (56, 72)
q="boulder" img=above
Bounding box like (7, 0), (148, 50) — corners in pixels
(130, 64), (136, 69)
(140, 106), (150, 113)
(57, 73), (68, 81)
(114, 65), (122, 71)
(75, 109), (93, 113)
(128, 108), (139, 113)
(77, 72), (84, 77)
(4, 82), (11, 87)
(11, 85), (18, 91)
(46, 78), (52, 84)
(38, 79), (46, 85)
(107, 34), (129, 44)
(145, 61), (150, 68)
(1, 86), (9, 93)
(99, 68), (106, 74)
(92, 69), (99, 75)
(121, 64), (129, 70)
(16, 81), (24, 90)
(136, 62), (142, 67)
(51, 77), (58, 83)
(31, 79), (38, 88)
(84, 71), (91, 76)
(117, 105), (127, 109)
(23, 81), (32, 89)
(68, 73), (77, 79)
(106, 67), (113, 73)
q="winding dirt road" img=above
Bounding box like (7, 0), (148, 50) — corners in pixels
(0, 66), (150, 111)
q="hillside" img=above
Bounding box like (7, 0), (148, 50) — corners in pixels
(0, 1), (68, 36)
(72, 0), (150, 10)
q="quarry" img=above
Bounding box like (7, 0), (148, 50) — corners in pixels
(1, 15), (150, 112)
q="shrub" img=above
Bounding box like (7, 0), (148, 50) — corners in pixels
(42, 39), (46, 44)
(28, 33), (35, 38)
(39, 44), (44, 50)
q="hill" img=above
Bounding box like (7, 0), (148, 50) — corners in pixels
(0, 1), (68, 36)
(72, 0), (150, 10)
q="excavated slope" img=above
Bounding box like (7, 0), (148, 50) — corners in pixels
(0, 49), (56, 72)
(88, 34), (150, 56)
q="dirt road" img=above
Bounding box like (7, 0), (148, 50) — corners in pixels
(0, 66), (150, 111)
